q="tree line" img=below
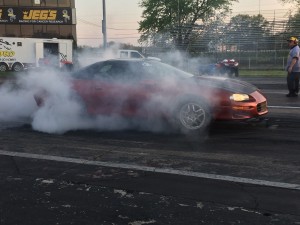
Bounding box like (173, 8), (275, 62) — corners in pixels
(137, 0), (300, 53)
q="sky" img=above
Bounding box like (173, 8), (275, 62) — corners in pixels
(74, 0), (293, 47)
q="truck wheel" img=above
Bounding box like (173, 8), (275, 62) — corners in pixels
(0, 63), (8, 72)
(12, 63), (23, 72)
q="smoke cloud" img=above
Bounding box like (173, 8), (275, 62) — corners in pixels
(0, 49), (225, 135)
(0, 68), (176, 134)
(0, 78), (37, 125)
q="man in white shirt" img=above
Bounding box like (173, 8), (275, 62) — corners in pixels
(286, 36), (300, 97)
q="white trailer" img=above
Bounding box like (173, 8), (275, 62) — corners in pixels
(0, 37), (73, 72)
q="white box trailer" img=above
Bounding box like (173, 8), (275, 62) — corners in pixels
(0, 37), (73, 72)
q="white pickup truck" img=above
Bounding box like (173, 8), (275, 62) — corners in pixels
(118, 50), (161, 61)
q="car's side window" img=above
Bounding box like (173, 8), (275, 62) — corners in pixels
(96, 62), (131, 81)
(89, 63), (113, 80)
(140, 62), (162, 80)
(98, 64), (112, 76)
(124, 62), (146, 81)
(130, 52), (143, 59)
(120, 52), (128, 58)
(72, 63), (105, 79)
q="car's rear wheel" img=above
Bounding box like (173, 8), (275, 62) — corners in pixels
(174, 99), (211, 135)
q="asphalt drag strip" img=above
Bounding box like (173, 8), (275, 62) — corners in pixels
(1, 150), (299, 191)
(0, 150), (299, 225)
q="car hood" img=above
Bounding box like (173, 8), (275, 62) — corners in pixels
(192, 76), (258, 94)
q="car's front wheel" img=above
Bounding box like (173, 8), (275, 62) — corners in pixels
(174, 99), (211, 134)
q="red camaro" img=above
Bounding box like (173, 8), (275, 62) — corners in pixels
(34, 59), (268, 134)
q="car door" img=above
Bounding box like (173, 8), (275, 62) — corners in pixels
(72, 60), (168, 117)
(71, 61), (125, 115)
(100, 61), (156, 117)
(118, 61), (167, 117)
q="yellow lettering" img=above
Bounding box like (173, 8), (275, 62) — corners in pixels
(39, 10), (48, 20)
(48, 10), (57, 20)
(0, 9), (2, 18)
(0, 51), (15, 57)
(22, 10), (57, 20)
(23, 10), (33, 19)
(32, 10), (41, 20)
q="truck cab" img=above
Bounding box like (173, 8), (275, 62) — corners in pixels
(118, 49), (161, 61)
(118, 50), (145, 59)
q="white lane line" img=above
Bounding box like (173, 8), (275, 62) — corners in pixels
(261, 90), (286, 94)
(0, 150), (300, 191)
(268, 105), (300, 109)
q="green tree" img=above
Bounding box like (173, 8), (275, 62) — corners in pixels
(280, 0), (300, 4)
(284, 9), (300, 36)
(224, 14), (271, 51)
(187, 14), (228, 53)
(138, 0), (237, 50)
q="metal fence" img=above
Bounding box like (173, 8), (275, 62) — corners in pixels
(197, 50), (288, 70)
(145, 9), (295, 71)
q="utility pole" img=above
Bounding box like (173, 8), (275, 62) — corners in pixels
(178, 0), (180, 26)
(102, 0), (107, 49)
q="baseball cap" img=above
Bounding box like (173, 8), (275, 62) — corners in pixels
(287, 36), (299, 43)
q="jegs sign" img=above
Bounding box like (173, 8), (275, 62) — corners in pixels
(0, 7), (74, 24)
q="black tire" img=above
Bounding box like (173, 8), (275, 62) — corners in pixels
(174, 98), (211, 135)
(227, 68), (235, 77)
(0, 63), (8, 72)
(234, 68), (239, 77)
(219, 67), (227, 76)
(12, 63), (23, 72)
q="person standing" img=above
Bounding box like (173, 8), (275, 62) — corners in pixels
(286, 37), (300, 97)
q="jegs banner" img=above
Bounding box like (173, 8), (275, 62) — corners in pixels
(0, 7), (75, 25)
